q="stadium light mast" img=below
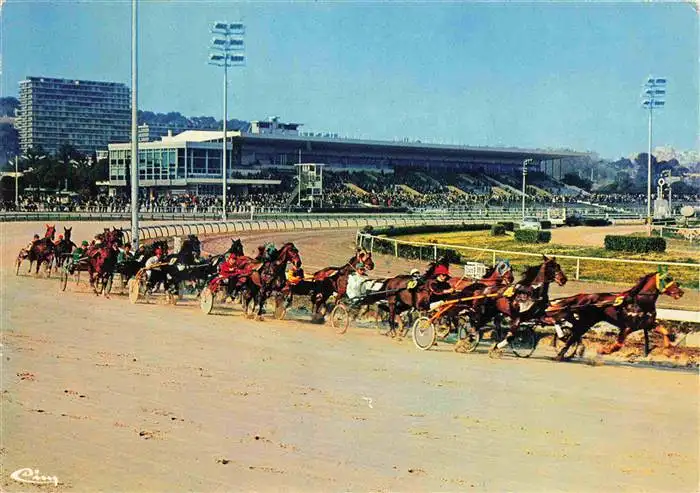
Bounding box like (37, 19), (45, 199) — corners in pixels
(130, 0), (139, 249)
(642, 76), (666, 233)
(209, 21), (245, 221)
(522, 159), (532, 220)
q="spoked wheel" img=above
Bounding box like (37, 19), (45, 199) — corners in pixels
(457, 316), (481, 353)
(200, 287), (214, 314)
(510, 326), (538, 358)
(330, 303), (350, 335)
(59, 269), (68, 292)
(412, 316), (437, 351)
(128, 278), (141, 304)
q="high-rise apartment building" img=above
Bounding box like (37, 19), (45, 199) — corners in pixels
(17, 76), (130, 155)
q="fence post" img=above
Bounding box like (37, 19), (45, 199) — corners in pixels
(394, 240), (398, 257)
(576, 258), (580, 280)
(492, 251), (496, 267)
(433, 244), (437, 261)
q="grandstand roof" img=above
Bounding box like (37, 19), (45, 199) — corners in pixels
(157, 130), (587, 161)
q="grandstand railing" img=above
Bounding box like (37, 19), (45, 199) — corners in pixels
(356, 232), (700, 296)
(0, 207), (644, 223)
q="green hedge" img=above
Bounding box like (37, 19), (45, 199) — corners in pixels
(514, 230), (552, 243)
(498, 221), (515, 231)
(583, 218), (611, 227)
(491, 224), (506, 236)
(540, 220), (552, 230)
(604, 235), (666, 253)
(362, 223), (491, 236)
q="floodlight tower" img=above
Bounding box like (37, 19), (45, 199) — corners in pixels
(641, 76), (667, 230)
(209, 21), (245, 221)
(522, 159), (533, 220)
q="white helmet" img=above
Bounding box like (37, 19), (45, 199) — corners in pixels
(410, 268), (420, 276)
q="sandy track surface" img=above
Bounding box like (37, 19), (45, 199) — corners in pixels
(1, 222), (698, 492)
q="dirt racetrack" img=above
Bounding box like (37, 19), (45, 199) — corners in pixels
(1, 221), (698, 492)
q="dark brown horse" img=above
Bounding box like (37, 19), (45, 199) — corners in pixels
(241, 243), (302, 320)
(486, 256), (568, 356)
(543, 271), (684, 360)
(22, 224), (56, 275)
(54, 226), (77, 271)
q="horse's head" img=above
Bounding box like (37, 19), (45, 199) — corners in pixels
(45, 224), (56, 239)
(64, 227), (72, 241)
(362, 251), (375, 271)
(543, 255), (567, 286)
(656, 272), (684, 300)
(279, 243), (302, 269)
(105, 228), (124, 247)
(229, 238), (244, 257)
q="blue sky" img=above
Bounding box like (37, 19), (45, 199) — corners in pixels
(2, 1), (698, 159)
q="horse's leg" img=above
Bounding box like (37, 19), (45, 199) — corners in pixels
(386, 296), (397, 337)
(256, 289), (266, 321)
(599, 327), (629, 355)
(654, 324), (673, 349)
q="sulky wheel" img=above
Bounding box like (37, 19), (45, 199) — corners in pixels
(128, 278), (141, 304)
(59, 269), (68, 292)
(412, 316), (437, 351)
(330, 303), (350, 335)
(510, 326), (538, 358)
(200, 287), (214, 314)
(457, 316), (481, 352)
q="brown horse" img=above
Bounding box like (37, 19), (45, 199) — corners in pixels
(21, 224), (56, 275)
(87, 228), (124, 296)
(486, 256), (568, 356)
(306, 249), (375, 322)
(241, 243), (302, 320)
(543, 271), (684, 360)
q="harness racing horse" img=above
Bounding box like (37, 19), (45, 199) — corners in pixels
(304, 249), (375, 322)
(54, 227), (77, 271)
(241, 243), (302, 320)
(543, 271), (684, 360)
(87, 228), (124, 296)
(19, 224), (56, 276)
(486, 256), (568, 357)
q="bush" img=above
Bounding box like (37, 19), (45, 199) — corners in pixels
(540, 220), (552, 230)
(491, 224), (506, 236)
(370, 223), (491, 237)
(604, 235), (666, 253)
(498, 221), (515, 231)
(583, 218), (611, 227)
(514, 230), (552, 243)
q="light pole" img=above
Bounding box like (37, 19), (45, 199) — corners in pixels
(209, 21), (245, 221)
(522, 159), (532, 220)
(130, 0), (139, 249)
(642, 76), (666, 232)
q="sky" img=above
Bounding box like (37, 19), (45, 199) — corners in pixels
(1, 0), (698, 160)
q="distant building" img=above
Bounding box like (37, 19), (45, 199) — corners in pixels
(138, 123), (190, 143)
(17, 76), (130, 155)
